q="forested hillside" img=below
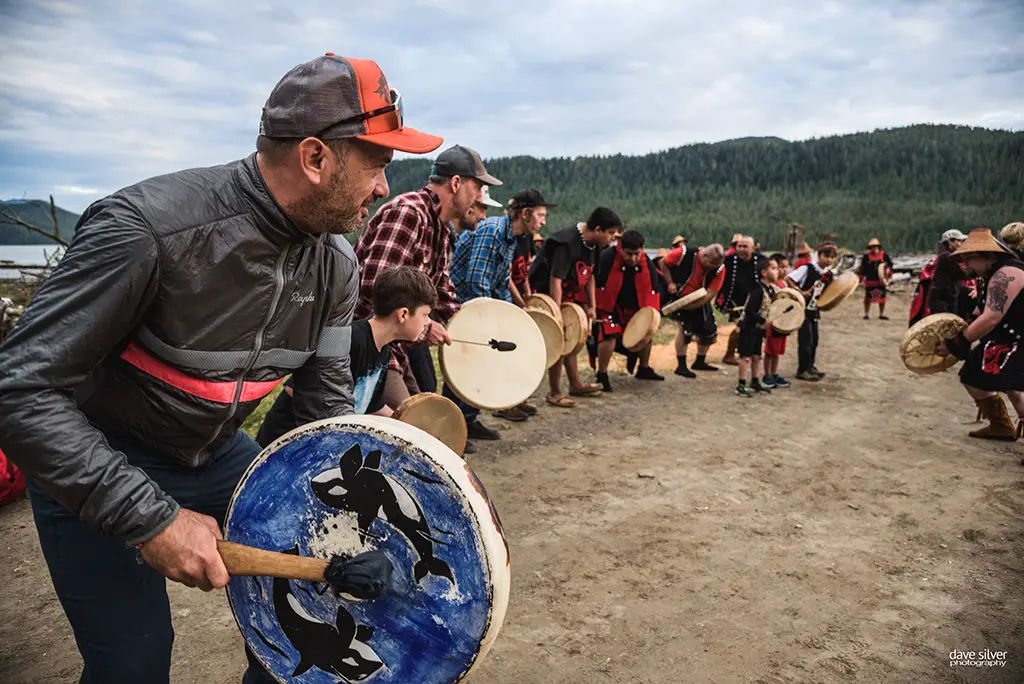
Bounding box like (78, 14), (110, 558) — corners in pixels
(0, 200), (80, 245)
(380, 124), (1024, 252)
(4, 125), (1022, 251)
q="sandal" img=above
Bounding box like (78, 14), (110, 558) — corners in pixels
(546, 393), (576, 408)
(569, 382), (603, 396)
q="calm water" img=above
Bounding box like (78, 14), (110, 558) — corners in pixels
(0, 244), (63, 279)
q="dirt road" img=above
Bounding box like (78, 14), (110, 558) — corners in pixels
(2, 292), (1022, 683)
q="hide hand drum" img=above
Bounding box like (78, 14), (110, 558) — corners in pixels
(816, 271), (859, 311)
(225, 415), (510, 684)
(662, 287), (707, 316)
(900, 313), (968, 375)
(440, 298), (547, 411)
(622, 307), (660, 351)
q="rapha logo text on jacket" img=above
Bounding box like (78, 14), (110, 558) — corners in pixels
(291, 292), (315, 305)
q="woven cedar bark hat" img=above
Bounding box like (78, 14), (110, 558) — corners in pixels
(951, 228), (1013, 262)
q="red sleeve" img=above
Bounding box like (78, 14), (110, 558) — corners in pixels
(664, 247), (684, 267)
(708, 267), (725, 293)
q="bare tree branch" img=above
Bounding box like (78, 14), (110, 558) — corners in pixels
(0, 202), (69, 247)
(49, 194), (61, 239)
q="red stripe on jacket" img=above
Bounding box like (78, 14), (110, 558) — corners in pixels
(120, 342), (284, 404)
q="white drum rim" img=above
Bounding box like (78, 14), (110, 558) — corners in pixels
(439, 298), (547, 410)
(225, 414), (511, 684)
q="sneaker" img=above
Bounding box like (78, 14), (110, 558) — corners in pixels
(863, 315), (869, 320)
(675, 366), (697, 378)
(751, 380), (772, 394)
(760, 376), (776, 389)
(467, 420), (501, 440)
(795, 371), (821, 382)
(635, 366), (665, 381)
(772, 375), (791, 388)
(493, 407), (528, 422)
(463, 441), (477, 454)
(596, 371), (613, 392)
(879, 315), (890, 321)
(692, 360), (719, 372)
(809, 366), (826, 378)
(517, 401), (538, 416)
(735, 383), (755, 397)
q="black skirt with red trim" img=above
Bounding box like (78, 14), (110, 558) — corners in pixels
(959, 337), (1024, 392)
(864, 280), (887, 303)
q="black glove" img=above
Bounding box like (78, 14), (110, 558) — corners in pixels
(325, 549), (393, 599)
(943, 332), (971, 360)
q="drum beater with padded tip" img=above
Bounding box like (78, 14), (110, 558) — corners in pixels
(450, 338), (517, 351)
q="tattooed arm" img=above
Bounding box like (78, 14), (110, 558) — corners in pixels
(964, 267), (1024, 341)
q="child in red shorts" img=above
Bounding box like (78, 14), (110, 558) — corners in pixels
(763, 253), (792, 389)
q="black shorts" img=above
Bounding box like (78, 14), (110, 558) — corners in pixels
(738, 321), (765, 358)
(674, 303), (718, 346)
(959, 338), (1024, 392)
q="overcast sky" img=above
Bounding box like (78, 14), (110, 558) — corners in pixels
(1, 0), (1022, 213)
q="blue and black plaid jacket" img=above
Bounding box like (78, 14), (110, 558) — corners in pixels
(450, 216), (518, 303)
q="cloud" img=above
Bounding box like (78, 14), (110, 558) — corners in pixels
(0, 0), (1022, 212)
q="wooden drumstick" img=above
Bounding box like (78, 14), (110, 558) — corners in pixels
(216, 540), (390, 597)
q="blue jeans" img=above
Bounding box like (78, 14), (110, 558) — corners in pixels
(27, 428), (276, 684)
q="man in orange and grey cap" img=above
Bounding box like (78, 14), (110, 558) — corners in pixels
(0, 53), (442, 683)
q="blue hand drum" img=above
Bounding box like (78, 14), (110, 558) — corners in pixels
(224, 415), (511, 683)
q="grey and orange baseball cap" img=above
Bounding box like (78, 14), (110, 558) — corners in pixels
(259, 53), (443, 154)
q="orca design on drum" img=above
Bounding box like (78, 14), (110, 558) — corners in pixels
(265, 546), (385, 681)
(311, 444), (456, 584)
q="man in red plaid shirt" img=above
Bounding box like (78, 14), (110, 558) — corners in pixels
(354, 144), (503, 447)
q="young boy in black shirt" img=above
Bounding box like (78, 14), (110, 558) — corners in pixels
(256, 266), (437, 447)
(736, 255), (779, 397)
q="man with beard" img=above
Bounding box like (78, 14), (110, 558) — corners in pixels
(354, 144), (504, 448)
(938, 229), (1024, 441)
(0, 53), (440, 683)
(450, 189), (554, 421)
(716, 235), (757, 365)
(659, 242), (726, 377)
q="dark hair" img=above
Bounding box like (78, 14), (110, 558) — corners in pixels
(619, 229), (645, 250)
(756, 255), (778, 275)
(769, 252), (788, 263)
(256, 136), (348, 166)
(587, 207), (622, 233)
(372, 266), (437, 316)
(817, 245), (838, 258)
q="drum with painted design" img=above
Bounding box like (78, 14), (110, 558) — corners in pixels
(225, 416), (510, 684)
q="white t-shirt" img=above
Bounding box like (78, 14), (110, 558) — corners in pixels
(789, 263), (827, 311)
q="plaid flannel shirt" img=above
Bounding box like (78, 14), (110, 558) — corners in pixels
(354, 187), (459, 375)
(450, 216), (517, 303)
